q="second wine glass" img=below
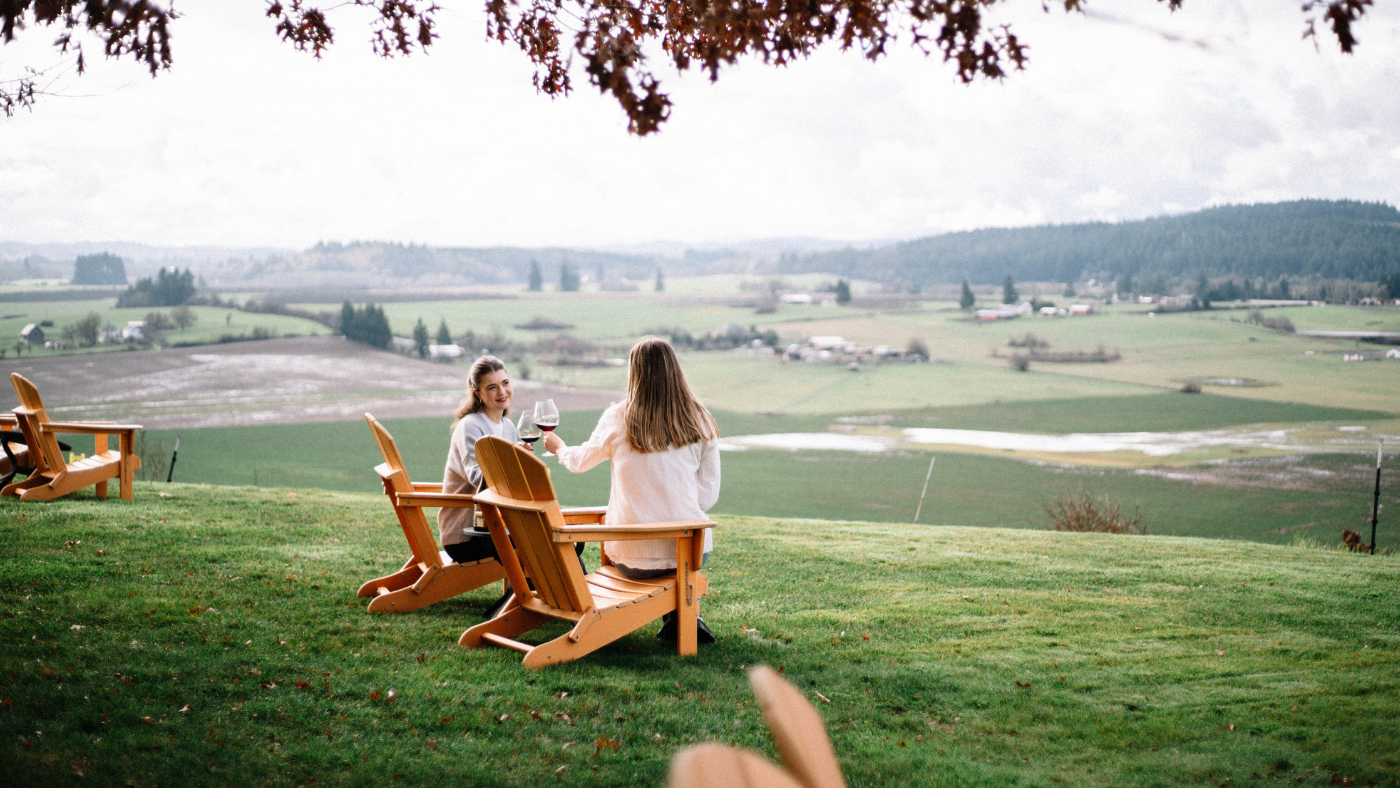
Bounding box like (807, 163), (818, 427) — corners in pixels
(517, 412), (542, 451)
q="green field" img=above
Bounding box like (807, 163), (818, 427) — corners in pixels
(0, 302), (327, 358)
(3, 486), (1397, 787)
(77, 394), (1392, 547)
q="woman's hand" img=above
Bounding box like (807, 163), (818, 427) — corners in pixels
(543, 432), (565, 454)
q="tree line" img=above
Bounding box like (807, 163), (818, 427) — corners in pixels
(796, 200), (1400, 289)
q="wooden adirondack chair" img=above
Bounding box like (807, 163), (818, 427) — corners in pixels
(3, 373), (142, 501)
(459, 435), (715, 668)
(668, 666), (847, 788)
(358, 414), (509, 613)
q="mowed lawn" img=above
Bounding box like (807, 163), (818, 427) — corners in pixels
(2, 486), (1397, 787)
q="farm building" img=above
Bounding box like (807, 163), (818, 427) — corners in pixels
(1387, 348), (1400, 359)
(428, 344), (464, 361)
(19, 324), (44, 345)
(121, 321), (146, 340)
(976, 303), (1034, 321)
(1069, 304), (1095, 315)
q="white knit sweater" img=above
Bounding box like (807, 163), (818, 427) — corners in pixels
(555, 403), (720, 571)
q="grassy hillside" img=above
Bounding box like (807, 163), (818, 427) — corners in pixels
(2, 485), (1397, 787)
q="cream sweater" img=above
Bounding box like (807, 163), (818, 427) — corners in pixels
(555, 403), (720, 571)
(439, 411), (517, 547)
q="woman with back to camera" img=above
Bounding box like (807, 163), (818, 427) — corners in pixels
(542, 337), (721, 643)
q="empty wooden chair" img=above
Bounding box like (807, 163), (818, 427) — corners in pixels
(668, 666), (847, 788)
(459, 435), (715, 668)
(3, 373), (141, 501)
(358, 414), (508, 612)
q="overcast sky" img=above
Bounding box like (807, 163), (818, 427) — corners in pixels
(1, 0), (1397, 251)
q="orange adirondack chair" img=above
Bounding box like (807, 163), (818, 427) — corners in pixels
(668, 666), (847, 788)
(3, 373), (142, 501)
(358, 414), (508, 612)
(459, 435), (715, 668)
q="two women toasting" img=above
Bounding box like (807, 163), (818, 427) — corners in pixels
(440, 338), (721, 643)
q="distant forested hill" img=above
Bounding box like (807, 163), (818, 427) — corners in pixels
(796, 200), (1400, 286)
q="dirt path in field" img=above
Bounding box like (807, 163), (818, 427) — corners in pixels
(0, 337), (622, 429)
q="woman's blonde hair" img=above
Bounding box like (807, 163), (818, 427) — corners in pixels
(451, 355), (508, 431)
(622, 337), (717, 453)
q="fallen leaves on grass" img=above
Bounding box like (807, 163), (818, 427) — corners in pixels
(814, 691), (831, 704)
(179, 705), (191, 714)
(554, 712), (573, 724)
(70, 624), (85, 631)
(1015, 681), (1032, 688)
(1215, 650), (1226, 656)
(295, 681), (311, 689)
(594, 736), (620, 757)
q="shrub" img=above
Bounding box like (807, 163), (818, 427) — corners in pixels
(1246, 308), (1295, 333)
(1008, 332), (1048, 349)
(1009, 356), (1030, 372)
(171, 306), (197, 329)
(1045, 486), (1147, 534)
(1179, 381), (1202, 394)
(907, 338), (929, 359)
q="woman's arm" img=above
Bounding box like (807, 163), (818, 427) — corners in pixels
(696, 438), (721, 511)
(453, 415), (492, 490)
(550, 406), (618, 473)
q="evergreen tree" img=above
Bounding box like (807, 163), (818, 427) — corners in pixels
(1002, 274), (1017, 304)
(1063, 281), (1076, 297)
(834, 279), (851, 305)
(115, 267), (196, 308)
(1278, 277), (1291, 298)
(959, 279), (975, 310)
(528, 259), (543, 291)
(559, 262), (580, 292)
(413, 318), (430, 358)
(340, 301), (356, 337)
(340, 303), (392, 349)
(435, 319), (452, 345)
(71, 252), (128, 285)
(654, 267), (664, 292)
(1196, 273), (1211, 309)
(1117, 274), (1134, 297)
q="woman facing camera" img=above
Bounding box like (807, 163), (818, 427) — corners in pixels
(441, 355), (518, 567)
(543, 337), (721, 643)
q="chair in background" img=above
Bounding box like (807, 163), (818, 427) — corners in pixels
(358, 414), (507, 612)
(3, 373), (141, 501)
(459, 435), (713, 668)
(668, 666), (847, 788)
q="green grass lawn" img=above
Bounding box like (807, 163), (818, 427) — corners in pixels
(3, 485), (1397, 787)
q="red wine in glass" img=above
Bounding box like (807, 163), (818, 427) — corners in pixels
(517, 412), (543, 450)
(535, 399), (559, 432)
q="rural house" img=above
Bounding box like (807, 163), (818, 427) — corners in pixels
(19, 323), (44, 345)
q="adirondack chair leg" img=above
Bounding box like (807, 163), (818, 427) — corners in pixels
(3, 474), (48, 497)
(357, 557), (423, 598)
(675, 534), (701, 656)
(119, 431), (136, 500)
(95, 433), (108, 499)
(521, 592), (678, 669)
(367, 561), (506, 614)
(459, 602), (551, 649)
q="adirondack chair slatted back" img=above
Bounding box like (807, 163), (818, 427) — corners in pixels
(365, 415), (443, 570)
(10, 373), (66, 475)
(475, 436), (593, 613)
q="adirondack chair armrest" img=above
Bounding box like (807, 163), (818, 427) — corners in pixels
(551, 519), (716, 543)
(561, 506), (608, 524)
(396, 492), (476, 508)
(410, 482), (443, 491)
(40, 422), (143, 434)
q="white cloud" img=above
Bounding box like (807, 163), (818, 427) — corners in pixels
(0, 0), (1397, 249)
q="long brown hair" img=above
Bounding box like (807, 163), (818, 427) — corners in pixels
(450, 355), (508, 431)
(622, 337), (717, 453)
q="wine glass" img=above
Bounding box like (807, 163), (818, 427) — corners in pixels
(517, 412), (542, 451)
(535, 399), (559, 455)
